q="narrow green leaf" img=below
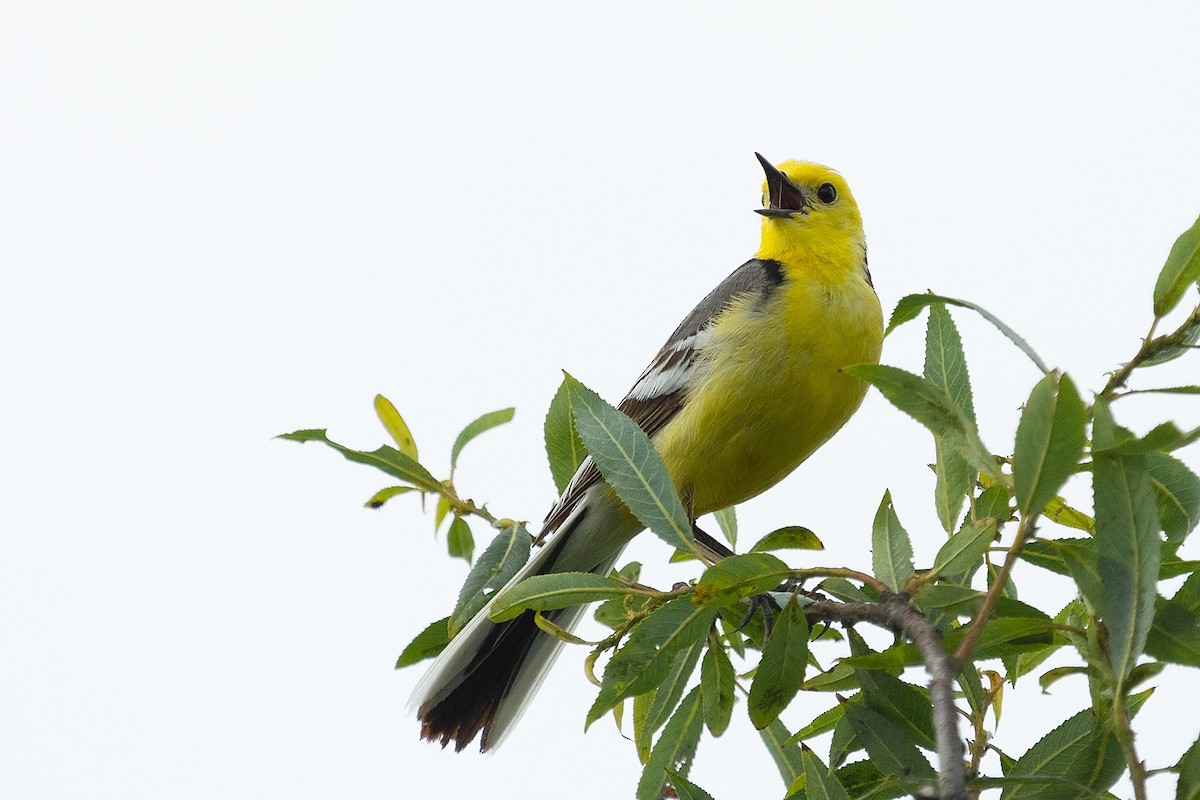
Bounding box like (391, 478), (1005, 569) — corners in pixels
(842, 700), (937, 786)
(1152, 213), (1200, 317)
(885, 292), (1050, 373)
(1093, 402), (1161, 690)
(396, 616), (450, 667)
(845, 365), (998, 480)
(713, 506), (738, 550)
(927, 519), (996, 581)
(701, 641), (735, 736)
(588, 598), (717, 725)
(446, 516), (474, 563)
(1147, 452), (1200, 544)
(1143, 307), (1200, 367)
(934, 439), (977, 534)
(1013, 373), (1087, 516)
(449, 407), (514, 470)
(364, 485), (414, 509)
(373, 394), (418, 460)
(749, 597), (810, 729)
(278, 429), (440, 491)
(801, 747), (853, 800)
(1125, 385), (1200, 396)
(1146, 572), (1200, 667)
(490, 572), (632, 622)
(565, 373), (697, 554)
(640, 640), (704, 753)
(871, 490), (914, 593)
(856, 668), (936, 751)
(693, 552), (791, 607)
(925, 302), (978, 532)
(1177, 730), (1200, 800)
(787, 760), (903, 800)
(1000, 707), (1127, 799)
(448, 524), (530, 637)
(750, 526), (824, 553)
(760, 716), (806, 789)
(544, 378), (587, 494)
(635, 686), (704, 800)
(665, 770), (716, 800)
(785, 704), (846, 747)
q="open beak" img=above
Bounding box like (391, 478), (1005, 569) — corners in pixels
(754, 152), (808, 218)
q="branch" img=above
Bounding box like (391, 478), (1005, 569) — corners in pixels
(805, 594), (968, 800)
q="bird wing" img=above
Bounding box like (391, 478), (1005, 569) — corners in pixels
(538, 258), (785, 539)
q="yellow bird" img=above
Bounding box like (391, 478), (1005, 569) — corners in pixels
(411, 153), (884, 751)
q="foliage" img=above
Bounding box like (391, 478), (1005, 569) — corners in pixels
(282, 216), (1200, 800)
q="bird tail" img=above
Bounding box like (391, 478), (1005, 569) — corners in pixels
(408, 491), (635, 752)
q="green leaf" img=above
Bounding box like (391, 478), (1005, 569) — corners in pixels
(635, 686), (704, 800)
(446, 516), (474, 563)
(801, 747), (853, 800)
(1143, 307), (1200, 368)
(373, 394), (418, 460)
(845, 365), (998, 480)
(449, 407), (514, 470)
(787, 760), (905, 800)
(565, 373), (697, 554)
(665, 770), (716, 800)
(490, 572), (633, 622)
(693, 553), (791, 607)
(544, 378), (587, 494)
(701, 641), (735, 736)
(855, 668), (936, 751)
(364, 485), (414, 509)
(927, 519), (996, 581)
(1177, 730), (1200, 800)
(750, 526), (824, 553)
(871, 490), (914, 593)
(1146, 572), (1200, 667)
(924, 302), (978, 532)
(785, 704), (846, 747)
(1125, 384), (1200, 396)
(842, 700), (937, 787)
(713, 506), (738, 550)
(1147, 452), (1200, 544)
(760, 716), (805, 790)
(1013, 373), (1086, 516)
(1000, 706), (1127, 799)
(1093, 400), (1161, 690)
(885, 292), (1050, 373)
(278, 429), (440, 491)
(1152, 213), (1200, 317)
(395, 616), (450, 667)
(588, 598), (717, 725)
(448, 523), (530, 637)
(974, 483), (1014, 522)
(639, 640), (704, 754)
(749, 597), (810, 729)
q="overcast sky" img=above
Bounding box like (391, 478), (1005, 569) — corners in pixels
(4, 4), (1200, 798)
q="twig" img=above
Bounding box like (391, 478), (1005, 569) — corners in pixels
(953, 515), (1038, 665)
(805, 594), (968, 800)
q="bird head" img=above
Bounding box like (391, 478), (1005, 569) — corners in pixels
(753, 153), (865, 264)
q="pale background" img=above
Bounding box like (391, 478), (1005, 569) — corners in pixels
(3, 3), (1199, 798)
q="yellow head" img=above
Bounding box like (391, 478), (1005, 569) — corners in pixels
(753, 153), (866, 272)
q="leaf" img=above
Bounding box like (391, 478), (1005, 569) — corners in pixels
(750, 526), (824, 553)
(845, 365), (998, 480)
(1143, 305), (1200, 368)
(1177, 730), (1200, 800)
(1125, 385), (1200, 396)
(447, 523), (530, 637)
(787, 760), (904, 800)
(927, 519), (996, 581)
(759, 716), (805, 790)
(855, 668), (936, 751)
(544, 378), (587, 494)
(749, 597), (810, 729)
(278, 429), (440, 491)
(1146, 572), (1200, 667)
(639, 640), (705, 754)
(1152, 213), (1200, 317)
(446, 516), (474, 563)
(588, 598), (717, 725)
(373, 394), (418, 460)
(565, 373), (697, 554)
(701, 641), (735, 736)
(801, 747), (853, 800)
(395, 616), (450, 667)
(693, 552), (792, 607)
(1147, 452), (1200, 544)
(713, 506), (738, 550)
(449, 407), (514, 470)
(925, 302), (978, 532)
(635, 686), (704, 800)
(490, 572), (633, 622)
(885, 292), (1050, 373)
(1000, 706), (1127, 799)
(1093, 400), (1161, 690)
(842, 700), (937, 787)
(785, 704), (846, 747)
(665, 770), (716, 800)
(364, 485), (414, 509)
(871, 491), (914, 593)
(1013, 372), (1087, 516)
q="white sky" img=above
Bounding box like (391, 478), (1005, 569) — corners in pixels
(3, 3), (1200, 798)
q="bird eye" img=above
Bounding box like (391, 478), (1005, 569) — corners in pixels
(817, 182), (837, 204)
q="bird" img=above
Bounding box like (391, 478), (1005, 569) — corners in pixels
(410, 153), (884, 752)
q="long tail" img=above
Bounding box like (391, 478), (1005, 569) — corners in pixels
(409, 489), (637, 752)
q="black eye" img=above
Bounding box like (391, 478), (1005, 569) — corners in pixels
(817, 182), (837, 204)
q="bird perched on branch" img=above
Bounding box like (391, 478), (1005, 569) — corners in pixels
(411, 153), (884, 752)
